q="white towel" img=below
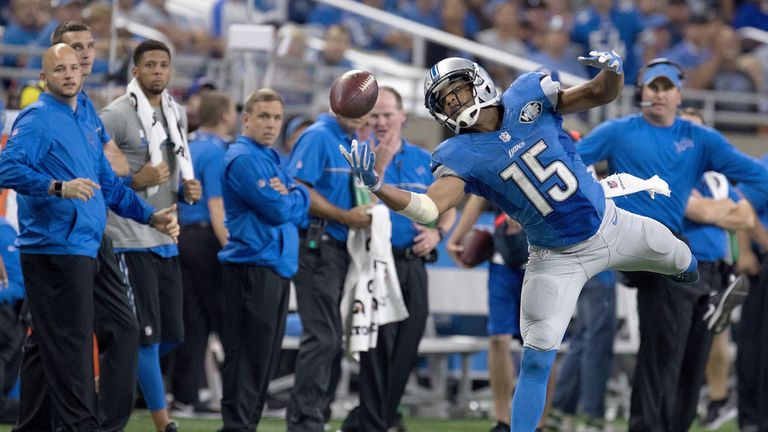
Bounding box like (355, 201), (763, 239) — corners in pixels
(126, 78), (194, 196)
(341, 205), (409, 361)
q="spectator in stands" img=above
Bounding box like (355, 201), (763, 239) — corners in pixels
(476, 1), (528, 88)
(0, 43), (178, 432)
(733, 0), (768, 32)
(400, 0), (440, 29)
(33, 0), (83, 61)
(709, 26), (764, 118)
(83, 2), (124, 78)
(171, 91), (237, 418)
(306, 24), (354, 87)
(285, 102), (372, 432)
(131, 0), (211, 54)
(184, 78), (218, 133)
(342, 0), (412, 63)
(734, 154), (768, 431)
(637, 16), (673, 64)
(529, 15), (588, 79)
(425, 0), (478, 68)
(0, 217), (23, 425)
(519, 0), (551, 51)
(2, 0), (42, 68)
(571, 0), (645, 83)
(679, 107), (744, 430)
(100, 39), (202, 432)
(577, 57), (768, 432)
(339, 86), (456, 432)
(447, 196), (530, 432)
(659, 12), (721, 89)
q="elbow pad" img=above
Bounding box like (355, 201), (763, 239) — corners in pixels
(397, 192), (439, 225)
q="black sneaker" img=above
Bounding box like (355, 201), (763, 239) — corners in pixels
(700, 398), (737, 430)
(163, 420), (179, 432)
(703, 274), (750, 334)
(489, 421), (510, 432)
(667, 268), (700, 284)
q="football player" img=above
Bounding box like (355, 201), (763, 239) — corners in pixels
(341, 50), (698, 431)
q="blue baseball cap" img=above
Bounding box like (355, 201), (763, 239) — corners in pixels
(643, 63), (682, 88)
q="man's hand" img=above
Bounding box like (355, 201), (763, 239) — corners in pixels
(182, 179), (202, 204)
(578, 50), (624, 75)
(149, 204), (180, 242)
(132, 160), (170, 189)
(411, 224), (441, 257)
(339, 140), (381, 192)
(371, 129), (400, 174)
(63, 178), (101, 201)
(270, 177), (288, 195)
(341, 204), (373, 228)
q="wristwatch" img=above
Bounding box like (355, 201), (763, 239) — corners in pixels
(52, 180), (63, 198)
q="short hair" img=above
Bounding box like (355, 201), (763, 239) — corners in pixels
(198, 92), (232, 128)
(379, 86), (403, 110)
(326, 24), (351, 39)
(133, 40), (171, 66)
(51, 21), (91, 45)
(243, 88), (284, 113)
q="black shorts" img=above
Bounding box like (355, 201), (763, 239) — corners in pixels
(116, 252), (184, 346)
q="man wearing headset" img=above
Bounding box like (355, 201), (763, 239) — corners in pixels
(577, 58), (768, 431)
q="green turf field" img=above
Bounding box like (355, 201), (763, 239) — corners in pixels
(122, 411), (741, 432)
(0, 410), (740, 431)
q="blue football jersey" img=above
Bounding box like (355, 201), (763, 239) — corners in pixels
(431, 72), (606, 249)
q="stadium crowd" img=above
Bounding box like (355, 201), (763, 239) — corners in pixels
(0, 1), (764, 432)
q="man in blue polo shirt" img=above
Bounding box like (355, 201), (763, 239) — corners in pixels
(286, 101), (373, 432)
(578, 58), (768, 432)
(339, 87), (456, 432)
(218, 88), (310, 431)
(172, 91), (236, 417)
(0, 44), (178, 432)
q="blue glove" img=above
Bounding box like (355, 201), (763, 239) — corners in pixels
(578, 50), (623, 75)
(339, 139), (382, 192)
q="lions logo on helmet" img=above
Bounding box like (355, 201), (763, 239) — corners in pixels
(424, 58), (500, 134)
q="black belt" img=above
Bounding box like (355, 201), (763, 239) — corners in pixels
(299, 231), (346, 248)
(392, 247), (437, 263)
(182, 221), (211, 229)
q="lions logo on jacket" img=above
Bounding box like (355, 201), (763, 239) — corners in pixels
(519, 101), (542, 123)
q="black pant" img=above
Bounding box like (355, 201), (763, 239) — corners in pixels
(220, 264), (289, 431)
(627, 262), (721, 432)
(287, 236), (349, 432)
(341, 255), (429, 432)
(14, 237), (139, 432)
(172, 224), (224, 406)
(0, 302), (24, 423)
(736, 254), (768, 430)
(93, 235), (139, 432)
(14, 254), (99, 432)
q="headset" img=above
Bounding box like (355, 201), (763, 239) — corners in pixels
(634, 58), (685, 107)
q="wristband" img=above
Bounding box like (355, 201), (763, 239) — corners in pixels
(53, 180), (63, 198)
(369, 177), (382, 193)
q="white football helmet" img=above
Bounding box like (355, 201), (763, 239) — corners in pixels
(424, 58), (500, 134)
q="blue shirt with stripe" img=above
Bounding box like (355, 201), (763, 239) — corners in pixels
(578, 115), (768, 233)
(0, 93), (155, 258)
(380, 140), (435, 249)
(178, 131), (227, 226)
(287, 113), (355, 242)
(683, 178), (740, 262)
(218, 135), (310, 278)
(431, 72), (606, 249)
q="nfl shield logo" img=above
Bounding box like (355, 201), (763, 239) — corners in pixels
(519, 101), (542, 123)
(607, 180), (618, 189)
(499, 131), (511, 142)
(258, 179), (266, 188)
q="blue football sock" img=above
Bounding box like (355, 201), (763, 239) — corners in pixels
(137, 344), (166, 411)
(511, 347), (557, 432)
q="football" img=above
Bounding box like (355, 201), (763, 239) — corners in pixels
(329, 70), (379, 118)
(457, 228), (494, 268)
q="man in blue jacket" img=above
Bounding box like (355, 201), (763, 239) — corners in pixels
(218, 88), (310, 431)
(0, 44), (179, 432)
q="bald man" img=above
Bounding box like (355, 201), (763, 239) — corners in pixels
(0, 44), (179, 432)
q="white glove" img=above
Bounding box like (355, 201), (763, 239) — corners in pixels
(600, 173), (671, 199)
(578, 50), (624, 75)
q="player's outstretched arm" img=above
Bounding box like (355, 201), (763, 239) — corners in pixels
(558, 50), (625, 115)
(340, 140), (465, 223)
